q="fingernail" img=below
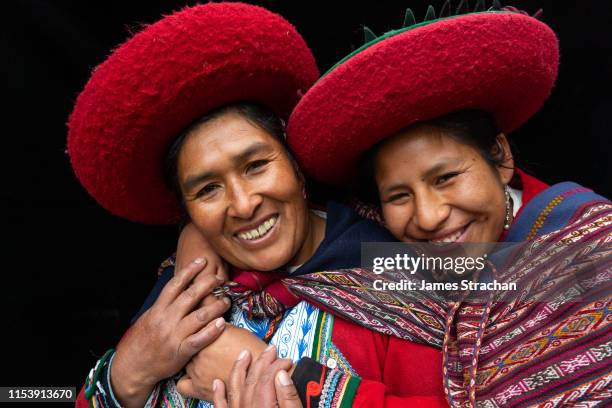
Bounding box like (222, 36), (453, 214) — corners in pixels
(222, 297), (231, 305)
(237, 349), (248, 360)
(212, 379), (220, 392)
(277, 370), (292, 386)
(215, 273), (224, 281)
(215, 317), (225, 329)
(264, 344), (275, 353)
(193, 257), (205, 265)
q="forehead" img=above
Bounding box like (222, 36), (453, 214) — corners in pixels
(375, 127), (478, 174)
(376, 127), (475, 163)
(177, 113), (283, 171)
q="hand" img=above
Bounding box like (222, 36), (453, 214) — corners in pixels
(176, 325), (267, 401)
(111, 258), (231, 407)
(212, 347), (302, 408)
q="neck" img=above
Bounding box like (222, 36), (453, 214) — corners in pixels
(288, 210), (326, 267)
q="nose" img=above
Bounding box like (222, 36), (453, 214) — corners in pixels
(411, 189), (450, 233)
(226, 177), (262, 219)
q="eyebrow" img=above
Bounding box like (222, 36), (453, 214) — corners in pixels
(182, 141), (273, 192)
(381, 157), (464, 194)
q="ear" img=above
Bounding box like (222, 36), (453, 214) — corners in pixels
(494, 133), (514, 185)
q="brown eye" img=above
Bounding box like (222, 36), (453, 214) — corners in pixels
(246, 160), (269, 173)
(388, 192), (411, 203)
(196, 183), (220, 198)
(436, 172), (459, 185)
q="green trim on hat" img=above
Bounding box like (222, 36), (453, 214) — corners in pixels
(320, 11), (512, 80)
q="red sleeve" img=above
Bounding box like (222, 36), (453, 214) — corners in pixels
(294, 317), (448, 407)
(75, 387), (88, 408)
(352, 336), (447, 407)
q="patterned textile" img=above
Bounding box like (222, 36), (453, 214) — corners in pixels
(285, 269), (447, 348)
(152, 302), (356, 408)
(287, 183), (612, 407)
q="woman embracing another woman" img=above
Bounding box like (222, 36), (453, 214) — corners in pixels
(287, 3), (612, 407)
(70, 3), (446, 408)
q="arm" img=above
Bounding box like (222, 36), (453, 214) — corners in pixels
(78, 258), (231, 408)
(176, 222), (227, 280)
(176, 325), (269, 400)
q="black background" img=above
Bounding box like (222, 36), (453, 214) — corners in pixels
(2, 0), (611, 393)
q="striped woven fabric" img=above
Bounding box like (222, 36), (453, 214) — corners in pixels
(288, 183), (611, 407)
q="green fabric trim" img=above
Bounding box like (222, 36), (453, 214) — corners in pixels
(319, 11), (511, 81)
(338, 375), (362, 408)
(311, 310), (326, 360)
(84, 348), (115, 400)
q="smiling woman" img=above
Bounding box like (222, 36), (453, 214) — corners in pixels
(169, 104), (323, 272)
(68, 3), (448, 408)
(287, 6), (612, 407)
(373, 110), (515, 245)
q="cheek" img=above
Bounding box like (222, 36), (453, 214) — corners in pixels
(266, 165), (303, 206)
(456, 167), (503, 214)
(382, 205), (408, 239)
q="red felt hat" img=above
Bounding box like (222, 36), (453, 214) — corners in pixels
(68, 2), (319, 224)
(287, 9), (559, 186)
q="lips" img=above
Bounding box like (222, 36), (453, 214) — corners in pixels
(428, 223), (471, 243)
(235, 215), (278, 241)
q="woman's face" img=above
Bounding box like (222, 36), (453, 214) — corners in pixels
(375, 126), (513, 244)
(177, 111), (311, 271)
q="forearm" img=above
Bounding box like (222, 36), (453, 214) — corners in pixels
(110, 354), (156, 408)
(176, 222), (216, 272)
(81, 350), (158, 408)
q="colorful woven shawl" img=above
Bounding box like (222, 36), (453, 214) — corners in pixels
(286, 183), (611, 407)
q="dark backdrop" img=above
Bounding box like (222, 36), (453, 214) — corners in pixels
(2, 0), (611, 393)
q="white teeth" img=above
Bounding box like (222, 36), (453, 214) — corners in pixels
(237, 216), (278, 241)
(430, 228), (464, 244)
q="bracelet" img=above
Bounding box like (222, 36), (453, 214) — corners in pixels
(84, 349), (115, 400)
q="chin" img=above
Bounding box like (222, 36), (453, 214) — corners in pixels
(247, 252), (293, 271)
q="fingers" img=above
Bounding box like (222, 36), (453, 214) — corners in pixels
(155, 258), (208, 308)
(212, 379), (229, 408)
(179, 295), (230, 337)
(171, 272), (224, 317)
(178, 317), (226, 358)
(243, 345), (283, 406)
(275, 370), (302, 408)
(227, 349), (251, 407)
(251, 358), (294, 407)
(176, 374), (197, 399)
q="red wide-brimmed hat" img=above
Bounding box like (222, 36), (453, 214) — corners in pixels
(68, 2), (318, 224)
(287, 5), (559, 185)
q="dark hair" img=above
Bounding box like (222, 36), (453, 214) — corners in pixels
(358, 109), (517, 203)
(164, 102), (292, 211)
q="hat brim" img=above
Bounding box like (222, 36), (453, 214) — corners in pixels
(68, 3), (318, 224)
(287, 12), (558, 185)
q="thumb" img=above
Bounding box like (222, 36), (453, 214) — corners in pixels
(176, 375), (197, 399)
(275, 370), (302, 408)
(212, 379), (229, 408)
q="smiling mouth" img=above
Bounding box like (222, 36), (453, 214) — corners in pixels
(236, 215), (278, 241)
(429, 224), (470, 244)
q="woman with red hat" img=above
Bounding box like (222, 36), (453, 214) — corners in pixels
(70, 3), (447, 408)
(287, 3), (611, 407)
